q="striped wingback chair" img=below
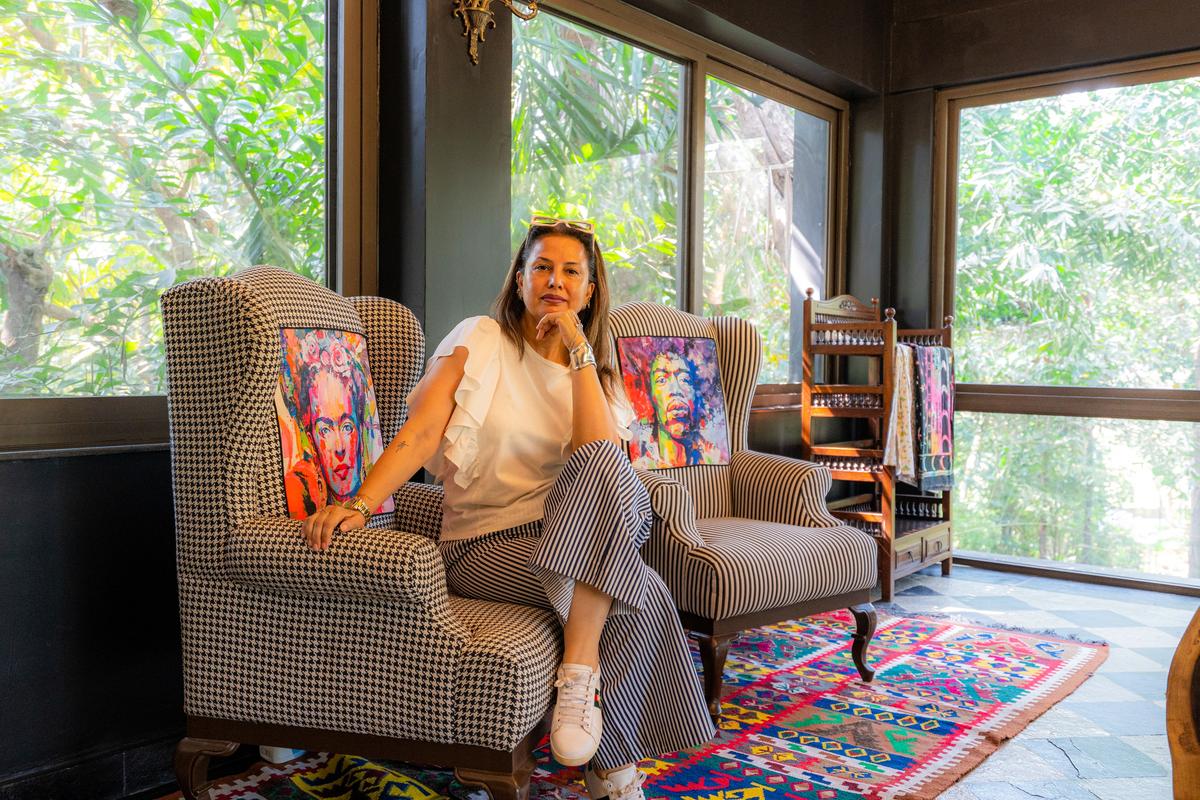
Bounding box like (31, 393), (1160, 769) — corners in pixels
(609, 302), (879, 719)
(161, 266), (560, 800)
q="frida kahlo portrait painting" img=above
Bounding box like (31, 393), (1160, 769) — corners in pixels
(616, 335), (731, 470)
(275, 328), (394, 519)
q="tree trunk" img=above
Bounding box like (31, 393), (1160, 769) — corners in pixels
(0, 242), (53, 363)
(1081, 433), (1096, 565)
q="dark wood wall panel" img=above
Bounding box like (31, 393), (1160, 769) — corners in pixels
(891, 0), (1200, 91)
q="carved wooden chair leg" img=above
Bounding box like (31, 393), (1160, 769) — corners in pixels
(455, 741), (537, 800)
(849, 603), (878, 682)
(697, 633), (735, 721)
(174, 737), (239, 800)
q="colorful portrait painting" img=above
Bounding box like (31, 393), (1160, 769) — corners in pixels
(275, 328), (394, 519)
(616, 335), (731, 470)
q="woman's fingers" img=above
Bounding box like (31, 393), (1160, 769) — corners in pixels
(303, 506), (355, 551)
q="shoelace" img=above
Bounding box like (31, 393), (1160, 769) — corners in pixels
(553, 672), (595, 730)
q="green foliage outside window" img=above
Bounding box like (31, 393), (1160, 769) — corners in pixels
(0, 0), (325, 397)
(954, 77), (1200, 579)
(511, 13), (820, 384)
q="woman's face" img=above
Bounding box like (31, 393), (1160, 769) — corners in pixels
(310, 370), (361, 501)
(516, 233), (595, 321)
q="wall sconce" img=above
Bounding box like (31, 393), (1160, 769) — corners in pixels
(452, 0), (539, 65)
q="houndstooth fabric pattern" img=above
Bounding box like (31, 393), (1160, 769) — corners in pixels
(610, 302), (876, 622)
(390, 481), (445, 541)
(225, 516), (449, 606)
(178, 574), (471, 742)
(447, 597), (561, 749)
(162, 266), (556, 748)
(162, 265), (365, 577)
(350, 296), (423, 443)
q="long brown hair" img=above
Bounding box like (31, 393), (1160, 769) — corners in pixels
(490, 221), (620, 400)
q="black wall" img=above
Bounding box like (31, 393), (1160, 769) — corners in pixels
(0, 450), (183, 797)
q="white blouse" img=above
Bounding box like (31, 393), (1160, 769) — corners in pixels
(410, 316), (635, 542)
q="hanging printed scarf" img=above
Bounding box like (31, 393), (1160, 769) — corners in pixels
(913, 345), (955, 492)
(883, 343), (917, 486)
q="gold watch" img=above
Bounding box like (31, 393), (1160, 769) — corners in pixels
(340, 496), (373, 525)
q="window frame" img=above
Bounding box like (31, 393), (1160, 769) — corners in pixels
(0, 0), (380, 454)
(537, 0), (850, 332)
(933, 50), (1200, 586)
(933, 49), (1200, 424)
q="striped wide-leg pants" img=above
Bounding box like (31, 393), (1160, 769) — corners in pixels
(438, 439), (716, 769)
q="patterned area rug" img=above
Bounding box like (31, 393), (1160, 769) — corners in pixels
(160, 609), (1107, 800)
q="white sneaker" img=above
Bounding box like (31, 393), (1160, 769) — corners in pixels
(258, 745), (304, 764)
(584, 764), (646, 800)
(549, 662), (603, 766)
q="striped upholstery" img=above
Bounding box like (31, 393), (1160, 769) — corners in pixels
(610, 302), (877, 621)
(162, 266), (559, 752)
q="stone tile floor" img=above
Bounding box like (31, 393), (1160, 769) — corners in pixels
(888, 564), (1199, 800)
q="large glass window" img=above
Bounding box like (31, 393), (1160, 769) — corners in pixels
(703, 75), (831, 384)
(510, 7), (844, 382)
(948, 67), (1200, 582)
(0, 0), (327, 397)
(956, 412), (1197, 581)
(511, 11), (683, 307)
(956, 78), (1200, 390)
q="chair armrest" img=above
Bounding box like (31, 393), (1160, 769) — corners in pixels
(730, 449), (843, 527)
(225, 516), (450, 607)
(632, 468), (705, 550)
(389, 480), (444, 539)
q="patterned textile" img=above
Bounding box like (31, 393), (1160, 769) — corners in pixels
(438, 441), (715, 769)
(913, 346), (954, 492)
(616, 335), (732, 469)
(166, 610), (1108, 800)
(162, 266), (557, 753)
(690, 518), (877, 620)
(882, 344), (917, 486)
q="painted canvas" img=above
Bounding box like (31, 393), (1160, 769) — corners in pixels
(276, 328), (394, 519)
(616, 335), (731, 469)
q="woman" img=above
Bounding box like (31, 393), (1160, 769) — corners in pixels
(302, 216), (714, 799)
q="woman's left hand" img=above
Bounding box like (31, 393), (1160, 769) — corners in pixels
(535, 309), (587, 349)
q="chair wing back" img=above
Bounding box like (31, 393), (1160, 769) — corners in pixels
(608, 301), (761, 519)
(161, 266), (366, 579)
(349, 296), (425, 447)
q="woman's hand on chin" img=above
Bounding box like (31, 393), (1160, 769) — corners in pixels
(535, 309), (587, 349)
(302, 503), (364, 551)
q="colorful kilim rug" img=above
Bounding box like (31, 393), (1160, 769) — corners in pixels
(159, 609), (1107, 800)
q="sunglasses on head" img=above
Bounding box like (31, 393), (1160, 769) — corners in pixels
(526, 214), (596, 238)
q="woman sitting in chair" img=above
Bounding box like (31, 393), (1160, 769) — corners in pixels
(302, 216), (715, 799)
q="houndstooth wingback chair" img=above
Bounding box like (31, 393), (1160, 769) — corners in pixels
(610, 302), (879, 720)
(161, 266), (560, 800)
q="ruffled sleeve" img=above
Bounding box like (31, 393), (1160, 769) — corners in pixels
(608, 383), (636, 442)
(408, 316), (502, 488)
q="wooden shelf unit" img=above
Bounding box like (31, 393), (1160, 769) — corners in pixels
(801, 291), (954, 602)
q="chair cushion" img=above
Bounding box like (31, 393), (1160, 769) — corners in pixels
(684, 518), (877, 620)
(448, 596), (561, 750)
